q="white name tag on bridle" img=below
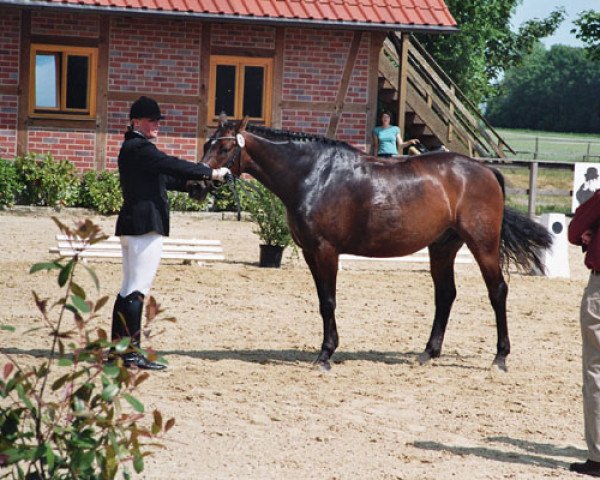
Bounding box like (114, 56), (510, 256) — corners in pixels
(236, 133), (245, 148)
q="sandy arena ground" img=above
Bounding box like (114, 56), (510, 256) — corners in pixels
(0, 208), (593, 479)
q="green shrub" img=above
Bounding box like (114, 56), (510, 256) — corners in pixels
(168, 190), (205, 212)
(79, 170), (123, 215)
(0, 157), (21, 208)
(0, 218), (175, 479)
(210, 183), (238, 212)
(240, 181), (292, 247)
(14, 153), (80, 207)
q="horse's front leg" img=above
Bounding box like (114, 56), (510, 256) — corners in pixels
(302, 245), (339, 371)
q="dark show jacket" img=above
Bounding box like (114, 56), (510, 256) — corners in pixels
(115, 130), (213, 237)
(568, 190), (600, 271)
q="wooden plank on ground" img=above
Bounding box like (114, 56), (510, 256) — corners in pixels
(339, 247), (473, 269)
(50, 235), (224, 265)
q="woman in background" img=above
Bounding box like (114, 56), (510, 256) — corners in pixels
(372, 110), (420, 157)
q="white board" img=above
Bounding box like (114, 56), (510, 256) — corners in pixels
(572, 162), (600, 212)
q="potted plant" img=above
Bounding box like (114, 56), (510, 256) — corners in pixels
(241, 181), (293, 267)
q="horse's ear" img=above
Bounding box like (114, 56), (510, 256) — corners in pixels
(237, 116), (249, 133)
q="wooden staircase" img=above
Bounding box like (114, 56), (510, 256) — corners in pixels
(379, 34), (514, 158)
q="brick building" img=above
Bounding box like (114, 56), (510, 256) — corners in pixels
(0, 0), (456, 171)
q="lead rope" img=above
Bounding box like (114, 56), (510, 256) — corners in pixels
(207, 132), (262, 221)
(223, 153), (262, 221)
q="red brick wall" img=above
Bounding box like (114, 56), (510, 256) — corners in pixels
(0, 9), (20, 87)
(109, 17), (201, 96)
(211, 23), (275, 49)
(105, 17), (202, 166)
(282, 29), (371, 149)
(31, 11), (99, 37)
(338, 112), (368, 147)
(28, 129), (96, 171)
(0, 8), (20, 158)
(0, 95), (18, 159)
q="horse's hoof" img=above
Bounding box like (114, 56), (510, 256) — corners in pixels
(314, 358), (332, 372)
(418, 351), (432, 365)
(492, 357), (508, 373)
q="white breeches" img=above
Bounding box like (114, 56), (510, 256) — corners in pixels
(119, 232), (163, 297)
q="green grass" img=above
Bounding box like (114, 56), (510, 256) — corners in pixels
(498, 164), (572, 215)
(490, 128), (600, 214)
(496, 128), (600, 163)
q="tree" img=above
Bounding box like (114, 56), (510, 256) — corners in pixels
(573, 10), (600, 61)
(486, 44), (600, 133)
(415, 1), (564, 105)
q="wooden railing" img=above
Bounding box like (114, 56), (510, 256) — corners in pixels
(380, 34), (514, 158)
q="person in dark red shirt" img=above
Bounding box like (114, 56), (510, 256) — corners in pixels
(568, 189), (600, 477)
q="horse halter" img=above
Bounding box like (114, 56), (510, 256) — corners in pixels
(209, 132), (246, 173)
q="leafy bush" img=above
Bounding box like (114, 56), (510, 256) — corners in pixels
(210, 184), (238, 212)
(14, 153), (80, 207)
(0, 158), (22, 208)
(79, 171), (123, 215)
(240, 181), (292, 247)
(0, 218), (175, 479)
(168, 190), (205, 212)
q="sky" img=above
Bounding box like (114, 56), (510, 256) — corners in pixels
(511, 0), (599, 48)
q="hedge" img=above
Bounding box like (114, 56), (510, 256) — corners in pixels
(0, 153), (238, 213)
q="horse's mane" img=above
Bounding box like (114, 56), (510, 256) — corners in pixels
(223, 121), (363, 154)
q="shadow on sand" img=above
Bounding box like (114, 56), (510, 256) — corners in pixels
(0, 346), (492, 371)
(413, 436), (586, 471)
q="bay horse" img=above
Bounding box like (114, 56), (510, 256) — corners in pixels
(203, 119), (552, 371)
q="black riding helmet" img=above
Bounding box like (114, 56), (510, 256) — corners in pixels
(129, 96), (164, 121)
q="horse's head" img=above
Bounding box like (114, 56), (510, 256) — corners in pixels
(202, 117), (250, 177)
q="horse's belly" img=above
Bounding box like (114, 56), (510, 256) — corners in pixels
(339, 207), (452, 257)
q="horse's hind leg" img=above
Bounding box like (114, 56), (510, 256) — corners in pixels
(473, 249), (509, 371)
(462, 231), (509, 371)
(302, 244), (339, 371)
(419, 233), (464, 365)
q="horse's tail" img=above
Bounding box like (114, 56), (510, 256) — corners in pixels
(490, 168), (553, 273)
(501, 207), (552, 273)
(491, 167), (506, 197)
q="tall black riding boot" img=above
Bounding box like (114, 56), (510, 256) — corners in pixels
(110, 291), (166, 371)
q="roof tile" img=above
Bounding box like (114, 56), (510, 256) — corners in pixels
(38, 0), (456, 28)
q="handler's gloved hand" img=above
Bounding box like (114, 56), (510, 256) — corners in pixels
(211, 167), (231, 182)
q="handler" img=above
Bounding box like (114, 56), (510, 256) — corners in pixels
(110, 96), (230, 371)
(569, 189), (600, 476)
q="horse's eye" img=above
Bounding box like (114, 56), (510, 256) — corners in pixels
(219, 146), (228, 155)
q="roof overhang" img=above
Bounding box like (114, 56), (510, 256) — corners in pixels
(0, 0), (459, 34)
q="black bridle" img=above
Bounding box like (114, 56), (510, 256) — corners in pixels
(205, 131), (261, 220)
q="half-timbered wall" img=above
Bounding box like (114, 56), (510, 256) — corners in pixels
(0, 6), (380, 171)
(106, 17), (202, 167)
(0, 9), (20, 159)
(281, 28), (370, 147)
